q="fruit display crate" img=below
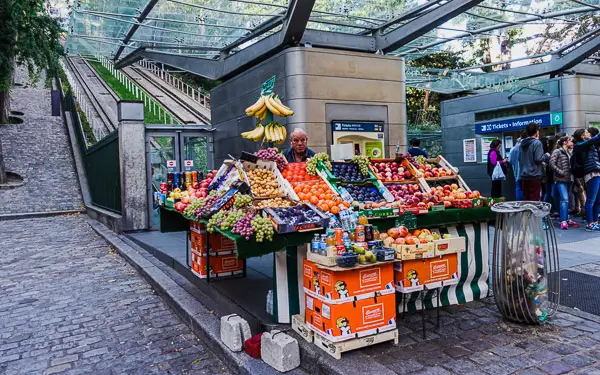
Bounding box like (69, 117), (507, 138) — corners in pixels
(281, 162), (320, 183)
(370, 158), (419, 183)
(263, 203), (330, 234)
(421, 175), (472, 193)
(336, 181), (394, 203)
(241, 159), (300, 200)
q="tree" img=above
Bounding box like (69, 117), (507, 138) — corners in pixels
(405, 52), (471, 129)
(0, 0), (63, 183)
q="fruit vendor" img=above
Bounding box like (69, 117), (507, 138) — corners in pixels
(283, 128), (316, 163)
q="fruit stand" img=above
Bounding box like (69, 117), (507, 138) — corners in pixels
(152, 77), (501, 356)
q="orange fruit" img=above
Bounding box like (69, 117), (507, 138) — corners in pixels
(310, 196), (319, 205)
(330, 206), (340, 214)
(319, 203), (330, 212)
(342, 201), (350, 208)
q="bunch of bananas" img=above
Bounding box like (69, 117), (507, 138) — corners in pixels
(245, 94), (294, 119)
(241, 123), (265, 142)
(263, 122), (287, 144)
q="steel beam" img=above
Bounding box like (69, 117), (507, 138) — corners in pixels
(114, 0), (159, 61)
(376, 0), (485, 53)
(281, 0), (317, 45)
(301, 29), (377, 52)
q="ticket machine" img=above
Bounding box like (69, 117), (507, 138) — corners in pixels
(331, 121), (386, 158)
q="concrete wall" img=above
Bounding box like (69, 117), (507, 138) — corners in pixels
(561, 75), (600, 134)
(440, 80), (562, 197)
(211, 47), (406, 165)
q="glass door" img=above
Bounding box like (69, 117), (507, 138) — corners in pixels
(181, 134), (213, 174)
(147, 134), (178, 230)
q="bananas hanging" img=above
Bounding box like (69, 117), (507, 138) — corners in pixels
(245, 94), (294, 119)
(262, 123), (287, 145)
(243, 92), (293, 143)
(240, 123), (265, 142)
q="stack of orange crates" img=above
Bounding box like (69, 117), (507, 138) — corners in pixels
(302, 259), (396, 343)
(189, 222), (244, 279)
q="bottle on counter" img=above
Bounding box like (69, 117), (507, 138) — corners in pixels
(373, 226), (380, 240)
(311, 234), (320, 253)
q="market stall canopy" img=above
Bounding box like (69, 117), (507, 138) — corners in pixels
(66, 0), (600, 90)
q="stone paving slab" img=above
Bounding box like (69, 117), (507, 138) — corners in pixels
(364, 299), (600, 375)
(0, 214), (230, 375)
(0, 65), (83, 215)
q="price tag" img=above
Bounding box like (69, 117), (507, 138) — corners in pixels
(167, 160), (176, 173)
(184, 160), (194, 172)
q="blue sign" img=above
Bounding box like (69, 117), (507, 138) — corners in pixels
(475, 112), (562, 134)
(332, 121), (384, 133)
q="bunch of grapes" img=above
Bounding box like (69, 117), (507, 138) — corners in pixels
(232, 212), (256, 240)
(251, 216), (275, 242)
(306, 153), (331, 176)
(207, 210), (226, 233)
(184, 197), (205, 217)
(415, 155), (426, 167)
(255, 148), (288, 171)
(233, 193), (253, 208)
(195, 193), (220, 218)
(352, 155), (371, 176)
(397, 152), (417, 166)
(219, 209), (245, 231)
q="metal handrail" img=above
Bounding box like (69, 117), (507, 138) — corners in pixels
(136, 59), (211, 110)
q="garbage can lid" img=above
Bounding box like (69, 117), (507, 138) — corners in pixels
(491, 201), (551, 217)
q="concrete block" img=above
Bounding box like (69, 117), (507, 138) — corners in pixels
(261, 330), (300, 373)
(220, 314), (252, 352)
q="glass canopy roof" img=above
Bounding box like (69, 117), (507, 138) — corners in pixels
(66, 0), (600, 92)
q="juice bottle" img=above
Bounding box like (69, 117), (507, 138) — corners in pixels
(373, 226), (380, 240)
(326, 231), (336, 246)
(355, 225), (365, 242)
(334, 228), (344, 246)
(348, 228), (356, 243)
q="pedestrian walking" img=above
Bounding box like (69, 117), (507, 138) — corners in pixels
(487, 139), (506, 198)
(408, 138), (428, 158)
(519, 123), (546, 200)
(572, 128), (600, 231)
(549, 135), (578, 229)
(509, 131), (527, 200)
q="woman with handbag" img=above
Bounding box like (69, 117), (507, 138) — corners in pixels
(549, 136), (578, 229)
(487, 139), (507, 198)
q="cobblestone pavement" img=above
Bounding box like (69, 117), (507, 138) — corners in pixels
(363, 298), (600, 375)
(0, 65), (83, 214)
(0, 215), (230, 375)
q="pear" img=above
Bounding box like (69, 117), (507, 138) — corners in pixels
(442, 234), (452, 239)
(358, 255), (367, 264)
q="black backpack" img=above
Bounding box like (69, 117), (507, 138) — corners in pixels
(571, 150), (586, 178)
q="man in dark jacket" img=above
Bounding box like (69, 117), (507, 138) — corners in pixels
(282, 128), (316, 163)
(519, 122), (546, 200)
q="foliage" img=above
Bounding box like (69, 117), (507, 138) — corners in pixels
(75, 103), (97, 146)
(405, 52), (471, 129)
(86, 59), (175, 124)
(0, 0), (64, 93)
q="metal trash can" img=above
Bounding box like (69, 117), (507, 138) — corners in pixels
(491, 201), (560, 324)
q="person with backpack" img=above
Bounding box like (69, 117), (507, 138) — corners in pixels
(549, 135), (578, 229)
(519, 123), (546, 200)
(509, 131), (527, 200)
(487, 139), (506, 198)
(572, 128), (600, 231)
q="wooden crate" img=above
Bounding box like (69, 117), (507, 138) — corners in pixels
(291, 314), (313, 343)
(312, 329), (398, 360)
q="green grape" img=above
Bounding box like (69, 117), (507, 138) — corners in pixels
(250, 216), (275, 243)
(183, 197), (205, 217)
(233, 193), (253, 209)
(352, 155), (371, 177)
(306, 152), (331, 176)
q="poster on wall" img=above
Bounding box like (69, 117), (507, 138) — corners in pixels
(481, 137), (497, 163)
(463, 139), (476, 163)
(365, 141), (384, 158)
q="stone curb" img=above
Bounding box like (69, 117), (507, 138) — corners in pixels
(87, 218), (301, 375)
(0, 210), (84, 221)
